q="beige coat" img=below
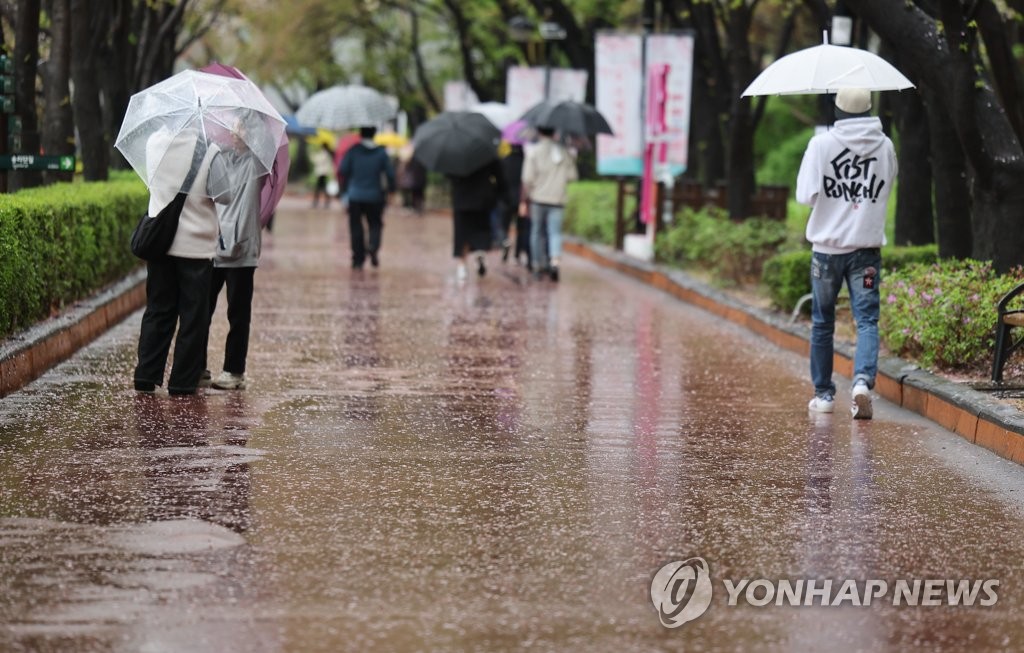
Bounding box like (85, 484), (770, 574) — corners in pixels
(521, 137), (577, 206)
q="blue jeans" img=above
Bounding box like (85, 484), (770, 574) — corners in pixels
(530, 202), (564, 269)
(810, 248), (881, 397)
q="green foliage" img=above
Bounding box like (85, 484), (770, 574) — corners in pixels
(655, 206), (790, 284)
(0, 179), (147, 339)
(757, 126), (814, 190)
(880, 259), (1024, 370)
(753, 95), (817, 173)
(563, 180), (635, 246)
(761, 244), (939, 312)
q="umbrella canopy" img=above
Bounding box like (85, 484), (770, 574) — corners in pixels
(283, 114), (317, 136)
(115, 69), (287, 201)
(374, 131), (408, 148)
(520, 100), (613, 137)
(469, 102), (518, 129)
(741, 38), (914, 96)
(306, 128), (338, 151)
(200, 62), (290, 226)
(295, 85), (397, 130)
(412, 111), (501, 177)
(501, 119), (530, 146)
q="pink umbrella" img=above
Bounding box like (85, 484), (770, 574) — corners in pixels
(200, 62), (289, 226)
(501, 119), (530, 146)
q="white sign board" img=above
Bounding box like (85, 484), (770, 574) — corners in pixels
(444, 81), (479, 112)
(506, 67), (588, 119)
(596, 31), (694, 177)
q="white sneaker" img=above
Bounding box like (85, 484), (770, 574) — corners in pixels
(808, 394), (835, 413)
(212, 371), (246, 390)
(456, 264), (467, 282)
(851, 381), (873, 420)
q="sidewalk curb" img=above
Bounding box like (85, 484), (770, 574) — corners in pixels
(564, 237), (1024, 467)
(0, 269), (147, 398)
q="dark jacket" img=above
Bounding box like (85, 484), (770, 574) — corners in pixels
(340, 142), (396, 203)
(500, 146), (524, 207)
(449, 159), (506, 212)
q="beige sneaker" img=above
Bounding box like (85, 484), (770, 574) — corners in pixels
(212, 371), (246, 390)
(851, 381), (873, 420)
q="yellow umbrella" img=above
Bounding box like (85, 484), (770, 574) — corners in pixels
(373, 131), (408, 148)
(305, 128), (338, 150)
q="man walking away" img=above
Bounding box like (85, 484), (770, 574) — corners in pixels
(796, 87), (898, 420)
(339, 126), (395, 269)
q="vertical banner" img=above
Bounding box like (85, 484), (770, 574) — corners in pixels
(506, 67), (588, 120)
(596, 31), (694, 178)
(645, 34), (694, 176)
(595, 33), (644, 176)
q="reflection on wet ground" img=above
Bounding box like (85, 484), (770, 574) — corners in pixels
(2, 198), (1024, 652)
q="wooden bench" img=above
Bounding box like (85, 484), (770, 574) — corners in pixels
(991, 282), (1024, 382)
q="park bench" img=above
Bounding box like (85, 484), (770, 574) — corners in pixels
(991, 281), (1024, 383)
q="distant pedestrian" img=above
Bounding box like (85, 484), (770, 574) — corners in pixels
(521, 127), (577, 282)
(202, 121), (265, 391)
(134, 126), (231, 395)
(398, 156), (427, 214)
(310, 145), (335, 208)
(797, 88), (898, 420)
(449, 158), (506, 282)
(500, 142), (527, 265)
(339, 126), (395, 269)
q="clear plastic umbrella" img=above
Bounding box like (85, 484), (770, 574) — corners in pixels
(114, 70), (287, 198)
(295, 85), (397, 130)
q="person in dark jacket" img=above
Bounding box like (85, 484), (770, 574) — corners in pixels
(339, 126), (396, 269)
(499, 144), (527, 265)
(449, 159), (506, 281)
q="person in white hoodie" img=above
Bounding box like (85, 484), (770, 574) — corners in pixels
(796, 88), (897, 419)
(134, 126), (231, 395)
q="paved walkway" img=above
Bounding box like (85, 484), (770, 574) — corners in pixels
(3, 196), (1024, 652)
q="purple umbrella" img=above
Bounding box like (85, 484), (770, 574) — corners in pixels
(200, 62), (289, 226)
(501, 119), (530, 145)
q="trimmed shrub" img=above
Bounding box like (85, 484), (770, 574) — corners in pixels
(564, 180), (633, 246)
(656, 206), (790, 284)
(762, 244), (939, 312)
(881, 259), (1024, 370)
(0, 178), (148, 339)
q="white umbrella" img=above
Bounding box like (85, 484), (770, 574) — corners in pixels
(468, 102), (518, 129)
(115, 69), (287, 197)
(295, 84), (397, 130)
(742, 33), (914, 96)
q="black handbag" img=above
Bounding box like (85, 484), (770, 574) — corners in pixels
(130, 141), (207, 260)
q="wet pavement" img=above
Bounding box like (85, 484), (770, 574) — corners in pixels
(3, 196), (1024, 652)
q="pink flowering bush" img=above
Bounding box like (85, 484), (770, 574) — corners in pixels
(880, 260), (1024, 369)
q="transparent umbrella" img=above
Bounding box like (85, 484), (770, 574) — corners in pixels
(295, 85), (397, 130)
(115, 69), (287, 198)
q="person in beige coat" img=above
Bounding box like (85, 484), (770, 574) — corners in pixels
(520, 127), (577, 281)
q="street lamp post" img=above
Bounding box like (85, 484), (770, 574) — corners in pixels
(509, 15), (565, 101)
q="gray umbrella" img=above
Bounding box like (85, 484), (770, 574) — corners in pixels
(520, 100), (614, 137)
(295, 85), (397, 130)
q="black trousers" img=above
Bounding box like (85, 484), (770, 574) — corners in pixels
(135, 256), (212, 394)
(207, 266), (255, 375)
(348, 200), (384, 266)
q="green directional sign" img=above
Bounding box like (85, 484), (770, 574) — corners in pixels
(0, 154), (76, 171)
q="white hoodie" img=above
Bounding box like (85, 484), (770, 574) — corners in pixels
(795, 117), (897, 254)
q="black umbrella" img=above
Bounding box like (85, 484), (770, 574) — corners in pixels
(520, 100), (614, 137)
(412, 111), (501, 177)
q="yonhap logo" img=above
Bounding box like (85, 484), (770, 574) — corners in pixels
(650, 557), (714, 628)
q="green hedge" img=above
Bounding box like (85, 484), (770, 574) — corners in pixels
(564, 180), (633, 246)
(0, 178), (148, 339)
(761, 244), (939, 312)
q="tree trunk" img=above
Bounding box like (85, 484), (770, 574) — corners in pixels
(724, 5), (755, 218)
(845, 0), (1024, 271)
(892, 89), (934, 246)
(42, 0), (74, 185)
(10, 0), (42, 191)
(98, 0), (134, 170)
(924, 89), (972, 259)
(69, 0), (108, 180)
